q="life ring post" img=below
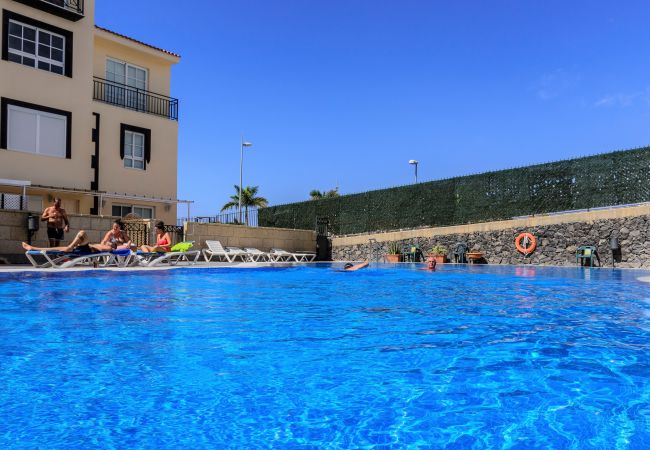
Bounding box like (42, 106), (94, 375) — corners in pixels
(515, 232), (537, 255)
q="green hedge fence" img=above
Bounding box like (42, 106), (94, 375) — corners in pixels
(258, 146), (650, 235)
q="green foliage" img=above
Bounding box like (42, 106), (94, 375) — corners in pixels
(387, 241), (401, 254)
(259, 146), (650, 235)
(431, 245), (447, 255)
(309, 188), (340, 200)
(222, 185), (268, 226)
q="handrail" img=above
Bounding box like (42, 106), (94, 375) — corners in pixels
(41, 0), (84, 15)
(92, 77), (179, 121)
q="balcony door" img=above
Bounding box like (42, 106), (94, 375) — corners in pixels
(105, 58), (147, 111)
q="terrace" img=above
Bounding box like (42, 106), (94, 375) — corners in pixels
(93, 77), (179, 121)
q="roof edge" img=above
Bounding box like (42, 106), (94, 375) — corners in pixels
(95, 25), (181, 60)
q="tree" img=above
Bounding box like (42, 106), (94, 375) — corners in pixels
(222, 185), (269, 225)
(309, 187), (339, 200)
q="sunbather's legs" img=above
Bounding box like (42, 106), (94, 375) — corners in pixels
(22, 230), (89, 252)
(141, 245), (166, 252)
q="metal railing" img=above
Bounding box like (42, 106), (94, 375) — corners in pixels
(123, 220), (185, 247)
(42, 0), (84, 15)
(178, 209), (259, 227)
(0, 193), (26, 211)
(93, 77), (179, 120)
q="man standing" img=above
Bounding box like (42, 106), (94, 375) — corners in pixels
(41, 198), (70, 247)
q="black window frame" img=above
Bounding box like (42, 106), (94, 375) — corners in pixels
(1, 97), (72, 159)
(120, 123), (151, 170)
(2, 9), (73, 77)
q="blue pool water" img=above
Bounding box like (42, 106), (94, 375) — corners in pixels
(1, 264), (649, 448)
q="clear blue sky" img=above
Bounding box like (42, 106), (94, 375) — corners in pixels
(96, 0), (650, 217)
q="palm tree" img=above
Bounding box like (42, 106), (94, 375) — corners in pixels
(309, 189), (323, 200)
(222, 185), (268, 225)
(309, 187), (339, 200)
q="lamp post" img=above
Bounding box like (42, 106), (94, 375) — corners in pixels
(409, 159), (418, 183)
(239, 136), (253, 223)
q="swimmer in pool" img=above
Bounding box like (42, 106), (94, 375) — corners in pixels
(343, 261), (369, 271)
(421, 256), (437, 271)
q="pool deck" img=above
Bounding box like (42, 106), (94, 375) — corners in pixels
(0, 261), (316, 273)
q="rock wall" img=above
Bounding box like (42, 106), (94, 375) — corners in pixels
(333, 214), (650, 268)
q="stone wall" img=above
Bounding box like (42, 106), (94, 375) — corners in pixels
(183, 222), (317, 254)
(0, 210), (118, 264)
(332, 205), (650, 268)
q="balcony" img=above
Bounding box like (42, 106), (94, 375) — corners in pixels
(12, 0), (84, 21)
(93, 77), (179, 121)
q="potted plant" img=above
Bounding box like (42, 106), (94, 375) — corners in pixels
(466, 249), (484, 264)
(430, 245), (447, 264)
(385, 241), (401, 263)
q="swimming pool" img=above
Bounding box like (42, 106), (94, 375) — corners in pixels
(1, 264), (649, 448)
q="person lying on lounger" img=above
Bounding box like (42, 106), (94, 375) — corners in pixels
(140, 221), (172, 253)
(94, 220), (132, 251)
(22, 230), (99, 253)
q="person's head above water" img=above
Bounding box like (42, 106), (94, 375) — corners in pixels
(344, 263), (353, 270)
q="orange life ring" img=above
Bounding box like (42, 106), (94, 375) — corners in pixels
(515, 232), (537, 255)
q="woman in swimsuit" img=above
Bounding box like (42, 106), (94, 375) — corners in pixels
(140, 221), (172, 253)
(95, 220), (132, 252)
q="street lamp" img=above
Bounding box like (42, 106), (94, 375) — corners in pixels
(239, 136), (253, 223)
(409, 159), (418, 183)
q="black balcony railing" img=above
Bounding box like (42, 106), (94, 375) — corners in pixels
(13, 0), (84, 20)
(177, 209), (259, 227)
(93, 77), (179, 121)
(42, 0), (83, 14)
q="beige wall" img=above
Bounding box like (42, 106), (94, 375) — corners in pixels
(0, 209), (116, 258)
(333, 204), (650, 247)
(184, 222), (317, 253)
(93, 32), (177, 96)
(0, 0), (179, 224)
(0, 0), (95, 190)
(92, 30), (179, 224)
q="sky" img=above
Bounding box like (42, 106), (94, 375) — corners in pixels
(96, 0), (650, 217)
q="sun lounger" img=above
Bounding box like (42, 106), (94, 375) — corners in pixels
(202, 240), (249, 262)
(272, 248), (316, 262)
(25, 248), (133, 269)
(269, 248), (317, 262)
(226, 246), (256, 262)
(25, 249), (72, 268)
(293, 251), (316, 262)
(243, 247), (272, 262)
(145, 242), (200, 267)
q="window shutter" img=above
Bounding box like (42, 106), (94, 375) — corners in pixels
(144, 130), (151, 164)
(119, 124), (125, 159)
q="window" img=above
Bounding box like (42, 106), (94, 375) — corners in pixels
(112, 204), (154, 219)
(8, 20), (64, 74)
(2, 11), (73, 77)
(1, 98), (71, 158)
(120, 124), (151, 170)
(124, 130), (144, 169)
(106, 58), (147, 110)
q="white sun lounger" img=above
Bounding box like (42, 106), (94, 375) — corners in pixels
(269, 248), (317, 262)
(202, 240), (249, 262)
(243, 247), (272, 262)
(145, 249), (201, 267)
(24, 248), (134, 269)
